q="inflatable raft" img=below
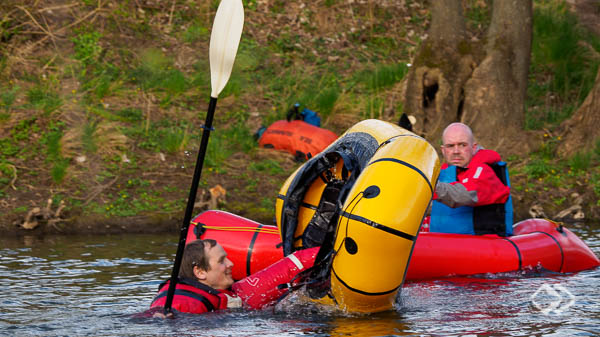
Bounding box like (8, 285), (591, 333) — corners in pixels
(189, 119), (440, 313)
(188, 211), (599, 281)
(407, 218), (600, 279)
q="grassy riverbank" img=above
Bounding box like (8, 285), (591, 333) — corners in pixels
(1, 0), (599, 234)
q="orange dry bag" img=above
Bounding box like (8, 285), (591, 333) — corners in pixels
(258, 120), (337, 161)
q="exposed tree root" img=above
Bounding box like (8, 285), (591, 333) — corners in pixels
(20, 198), (66, 230)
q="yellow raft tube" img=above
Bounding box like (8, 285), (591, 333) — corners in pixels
(276, 119), (440, 313)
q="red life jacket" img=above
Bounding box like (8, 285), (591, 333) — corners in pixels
(150, 278), (229, 314)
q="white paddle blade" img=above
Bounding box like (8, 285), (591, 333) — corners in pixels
(209, 0), (244, 98)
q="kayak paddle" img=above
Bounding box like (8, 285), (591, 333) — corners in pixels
(163, 0), (244, 316)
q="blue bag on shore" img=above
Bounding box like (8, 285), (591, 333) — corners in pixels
(286, 103), (321, 127)
(300, 107), (320, 127)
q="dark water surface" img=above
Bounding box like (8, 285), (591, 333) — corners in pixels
(1, 223), (598, 336)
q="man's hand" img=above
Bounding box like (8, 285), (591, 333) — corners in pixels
(151, 308), (175, 319)
(435, 181), (478, 208)
(225, 294), (242, 308)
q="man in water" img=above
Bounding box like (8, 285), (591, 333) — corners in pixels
(150, 239), (241, 315)
(429, 122), (512, 235)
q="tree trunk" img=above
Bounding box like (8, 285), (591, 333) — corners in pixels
(557, 66), (600, 156)
(404, 1), (533, 155)
(462, 0), (532, 152)
(404, 0), (474, 144)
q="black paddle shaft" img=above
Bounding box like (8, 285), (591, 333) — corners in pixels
(164, 96), (218, 315)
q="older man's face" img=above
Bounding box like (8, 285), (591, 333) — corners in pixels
(441, 127), (477, 168)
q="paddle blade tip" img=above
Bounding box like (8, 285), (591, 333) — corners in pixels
(209, 0), (245, 98)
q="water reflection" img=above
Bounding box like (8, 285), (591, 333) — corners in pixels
(0, 225), (598, 336)
(327, 312), (410, 337)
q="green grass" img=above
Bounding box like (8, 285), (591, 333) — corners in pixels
(69, 27), (125, 101)
(525, 105), (575, 130)
(532, 2), (598, 97)
(0, 84), (19, 112)
(361, 63), (409, 92)
(203, 121), (255, 172)
(115, 107), (144, 122)
(524, 159), (551, 180)
(11, 117), (39, 141)
(4, 0), (600, 223)
(82, 121), (98, 154)
(71, 30), (103, 68)
(256, 59), (409, 124)
(0, 138), (20, 158)
(592, 172), (600, 199)
(217, 39), (267, 99)
(51, 158), (70, 184)
(0, 118), (40, 165)
(162, 126), (190, 154)
(41, 122), (69, 184)
(260, 197), (274, 209)
(0, 161), (14, 190)
(91, 186), (184, 217)
(526, 0), (600, 129)
(522, 132), (600, 196)
(568, 151), (592, 173)
(129, 49), (189, 103)
(180, 20), (209, 44)
(249, 160), (285, 175)
(523, 134), (558, 179)
(363, 96), (384, 120)
(27, 86), (62, 115)
(89, 105), (142, 123)
(125, 119), (191, 154)
(84, 63), (123, 99)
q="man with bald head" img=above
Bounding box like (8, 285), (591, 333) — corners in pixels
(430, 122), (513, 236)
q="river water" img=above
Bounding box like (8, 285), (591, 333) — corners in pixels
(1, 222), (598, 337)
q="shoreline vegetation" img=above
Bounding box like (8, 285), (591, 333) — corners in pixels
(1, 0), (599, 236)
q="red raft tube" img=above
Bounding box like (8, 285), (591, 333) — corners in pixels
(186, 210), (283, 281)
(187, 211), (600, 281)
(407, 218), (600, 280)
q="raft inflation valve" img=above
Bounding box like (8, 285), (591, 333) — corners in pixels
(344, 237), (358, 254)
(363, 185), (380, 199)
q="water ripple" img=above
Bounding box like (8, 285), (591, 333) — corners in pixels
(0, 230), (598, 337)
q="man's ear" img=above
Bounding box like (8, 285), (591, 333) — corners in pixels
(193, 266), (208, 281)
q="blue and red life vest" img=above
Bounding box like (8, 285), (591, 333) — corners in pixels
(430, 161), (513, 236)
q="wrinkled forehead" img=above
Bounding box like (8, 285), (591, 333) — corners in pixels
(442, 125), (473, 145)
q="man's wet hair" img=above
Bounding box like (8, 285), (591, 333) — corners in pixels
(179, 239), (217, 279)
